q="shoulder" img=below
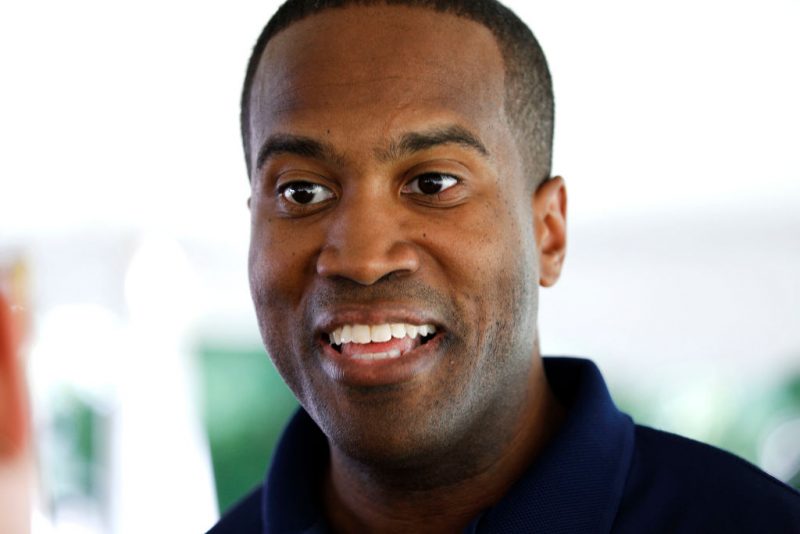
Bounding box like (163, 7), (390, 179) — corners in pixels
(630, 425), (798, 498)
(612, 425), (800, 532)
(206, 485), (263, 534)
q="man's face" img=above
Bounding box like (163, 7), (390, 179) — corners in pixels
(247, 6), (545, 465)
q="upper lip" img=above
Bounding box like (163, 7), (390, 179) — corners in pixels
(313, 304), (445, 337)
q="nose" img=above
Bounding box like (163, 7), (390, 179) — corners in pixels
(316, 194), (420, 285)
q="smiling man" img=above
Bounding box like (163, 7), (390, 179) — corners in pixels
(208, 1), (800, 532)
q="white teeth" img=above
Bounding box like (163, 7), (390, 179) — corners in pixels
(390, 323), (406, 339)
(370, 324), (392, 343)
(341, 325), (353, 344)
(352, 349), (401, 360)
(329, 323), (437, 346)
(352, 324), (371, 344)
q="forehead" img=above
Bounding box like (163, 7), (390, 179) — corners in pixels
(247, 5), (512, 167)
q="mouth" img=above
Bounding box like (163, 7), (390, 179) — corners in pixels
(324, 322), (438, 360)
(317, 318), (445, 387)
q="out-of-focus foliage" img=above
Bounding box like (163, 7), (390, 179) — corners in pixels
(614, 366), (800, 491)
(196, 344), (297, 513)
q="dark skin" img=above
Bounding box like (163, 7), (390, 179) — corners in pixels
(246, 6), (567, 533)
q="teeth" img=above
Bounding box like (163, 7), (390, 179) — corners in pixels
(352, 324), (371, 344)
(352, 349), (401, 360)
(341, 325), (353, 344)
(370, 324), (392, 343)
(390, 323), (406, 338)
(329, 323), (436, 345)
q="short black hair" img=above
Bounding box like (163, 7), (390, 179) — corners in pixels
(241, 0), (554, 188)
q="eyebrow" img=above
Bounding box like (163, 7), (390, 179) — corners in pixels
(256, 134), (344, 171)
(377, 125), (489, 162)
(255, 124), (490, 171)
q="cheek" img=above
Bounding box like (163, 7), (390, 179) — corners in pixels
(428, 191), (538, 349)
(248, 223), (319, 400)
(248, 216), (318, 303)
(248, 220), (322, 372)
(435, 193), (534, 292)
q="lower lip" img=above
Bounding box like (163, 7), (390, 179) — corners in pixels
(319, 334), (444, 387)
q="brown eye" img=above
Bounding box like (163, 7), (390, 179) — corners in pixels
(404, 173), (459, 195)
(280, 181), (334, 205)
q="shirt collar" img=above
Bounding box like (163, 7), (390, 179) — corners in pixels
(262, 357), (635, 534)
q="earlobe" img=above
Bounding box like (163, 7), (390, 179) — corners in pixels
(532, 176), (567, 287)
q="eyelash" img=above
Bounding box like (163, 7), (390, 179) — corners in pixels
(277, 181), (334, 206)
(273, 171), (463, 213)
(402, 172), (460, 196)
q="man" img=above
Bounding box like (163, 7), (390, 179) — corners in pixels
(210, 1), (800, 532)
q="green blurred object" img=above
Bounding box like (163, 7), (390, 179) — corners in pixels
(46, 389), (104, 506)
(613, 367), (800, 492)
(790, 470), (800, 490)
(196, 344), (298, 513)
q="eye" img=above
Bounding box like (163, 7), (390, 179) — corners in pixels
(403, 173), (459, 195)
(279, 181), (335, 205)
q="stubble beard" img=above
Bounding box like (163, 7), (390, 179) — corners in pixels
(252, 257), (540, 490)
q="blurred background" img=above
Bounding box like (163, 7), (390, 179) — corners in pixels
(1, 0), (798, 532)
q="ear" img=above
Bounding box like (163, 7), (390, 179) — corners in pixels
(0, 293), (26, 458)
(532, 176), (567, 287)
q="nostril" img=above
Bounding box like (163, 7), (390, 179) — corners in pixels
(315, 240), (421, 286)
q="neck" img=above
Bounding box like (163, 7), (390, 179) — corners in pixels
(323, 357), (565, 533)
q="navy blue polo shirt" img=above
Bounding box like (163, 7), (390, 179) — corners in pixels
(208, 357), (800, 533)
